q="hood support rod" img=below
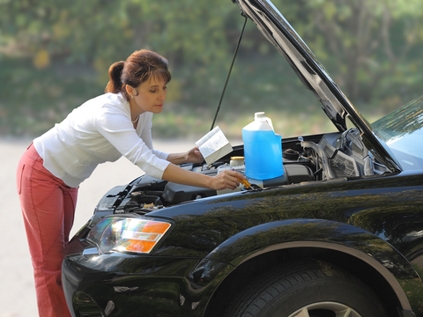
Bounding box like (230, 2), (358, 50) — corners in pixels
(210, 16), (248, 131)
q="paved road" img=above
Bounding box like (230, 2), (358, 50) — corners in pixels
(0, 137), (196, 317)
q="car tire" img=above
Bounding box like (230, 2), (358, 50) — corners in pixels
(222, 260), (387, 317)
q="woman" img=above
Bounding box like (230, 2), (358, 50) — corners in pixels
(16, 49), (243, 317)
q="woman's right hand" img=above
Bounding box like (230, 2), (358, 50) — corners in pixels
(209, 170), (245, 190)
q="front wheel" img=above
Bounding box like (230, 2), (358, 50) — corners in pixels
(222, 260), (387, 317)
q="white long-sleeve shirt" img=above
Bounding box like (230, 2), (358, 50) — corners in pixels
(33, 92), (170, 187)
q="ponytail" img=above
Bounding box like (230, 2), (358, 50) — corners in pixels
(104, 61), (125, 93)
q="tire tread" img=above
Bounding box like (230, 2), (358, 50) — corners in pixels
(222, 259), (387, 317)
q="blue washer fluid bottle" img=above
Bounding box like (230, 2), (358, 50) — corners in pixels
(242, 112), (283, 180)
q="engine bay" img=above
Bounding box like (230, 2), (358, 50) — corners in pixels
(99, 128), (389, 216)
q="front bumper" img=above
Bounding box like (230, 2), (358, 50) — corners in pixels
(62, 238), (232, 317)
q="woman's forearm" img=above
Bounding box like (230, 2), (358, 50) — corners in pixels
(166, 146), (203, 165)
(161, 163), (242, 190)
(166, 152), (189, 165)
(162, 163), (211, 188)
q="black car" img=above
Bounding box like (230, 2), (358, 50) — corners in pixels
(62, 0), (423, 316)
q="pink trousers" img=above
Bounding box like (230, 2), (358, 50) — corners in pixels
(16, 144), (78, 317)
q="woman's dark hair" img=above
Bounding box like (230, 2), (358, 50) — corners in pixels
(105, 49), (171, 100)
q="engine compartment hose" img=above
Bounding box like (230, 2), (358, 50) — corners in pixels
(301, 140), (336, 180)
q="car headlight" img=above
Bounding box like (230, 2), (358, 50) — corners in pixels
(87, 217), (171, 254)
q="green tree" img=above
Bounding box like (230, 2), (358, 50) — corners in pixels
(280, 0), (423, 106)
(1, 0), (423, 136)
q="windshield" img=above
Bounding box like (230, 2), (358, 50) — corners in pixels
(372, 95), (423, 171)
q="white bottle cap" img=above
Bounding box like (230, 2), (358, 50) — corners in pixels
(254, 112), (273, 129)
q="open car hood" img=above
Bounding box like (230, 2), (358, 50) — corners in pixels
(233, 0), (401, 172)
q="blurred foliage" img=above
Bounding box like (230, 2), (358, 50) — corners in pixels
(1, 0), (423, 139)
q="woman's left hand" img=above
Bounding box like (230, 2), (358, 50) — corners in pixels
(186, 147), (204, 163)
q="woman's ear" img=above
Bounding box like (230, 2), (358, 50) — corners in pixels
(125, 84), (134, 96)
(125, 85), (138, 98)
